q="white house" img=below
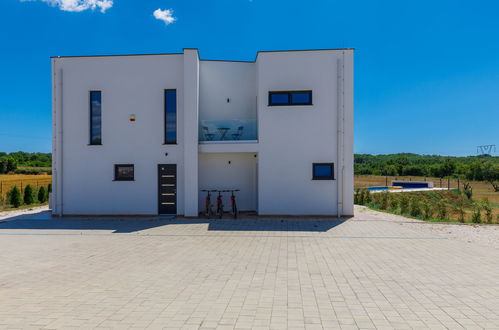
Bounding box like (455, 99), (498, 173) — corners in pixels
(51, 48), (354, 217)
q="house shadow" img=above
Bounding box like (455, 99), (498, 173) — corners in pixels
(0, 210), (349, 234)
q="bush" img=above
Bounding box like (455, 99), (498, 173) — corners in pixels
(354, 189), (361, 205)
(363, 189), (372, 204)
(436, 203), (447, 220)
(471, 208), (481, 224)
(389, 197), (398, 211)
(400, 195), (410, 214)
(8, 186), (22, 208)
(483, 199), (493, 224)
(422, 202), (434, 220)
(380, 192), (389, 210)
(409, 198), (422, 217)
(48, 183), (52, 193)
(463, 183), (473, 200)
(38, 186), (48, 203)
(23, 185), (36, 205)
(457, 207), (466, 223)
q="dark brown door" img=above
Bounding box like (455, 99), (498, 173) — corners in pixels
(158, 164), (177, 214)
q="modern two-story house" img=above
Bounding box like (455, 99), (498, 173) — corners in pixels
(51, 48), (354, 217)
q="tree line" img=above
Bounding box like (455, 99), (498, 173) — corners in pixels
(0, 152), (51, 174)
(355, 153), (499, 191)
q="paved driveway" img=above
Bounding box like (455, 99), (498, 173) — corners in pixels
(0, 209), (498, 329)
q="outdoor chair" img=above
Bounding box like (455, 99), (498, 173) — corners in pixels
(202, 126), (215, 141)
(231, 126), (244, 140)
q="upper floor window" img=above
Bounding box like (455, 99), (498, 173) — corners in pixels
(164, 89), (177, 144)
(268, 90), (312, 106)
(89, 91), (102, 145)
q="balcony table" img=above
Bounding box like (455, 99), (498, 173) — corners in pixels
(217, 127), (230, 140)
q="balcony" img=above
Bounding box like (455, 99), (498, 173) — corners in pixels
(199, 119), (257, 143)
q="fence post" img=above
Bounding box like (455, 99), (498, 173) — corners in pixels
(440, 178), (442, 187)
(458, 179), (460, 190)
(385, 176), (388, 186)
(448, 177), (450, 190)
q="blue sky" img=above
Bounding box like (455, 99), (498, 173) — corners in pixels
(0, 0), (498, 156)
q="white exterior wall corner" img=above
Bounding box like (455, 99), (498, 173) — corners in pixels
(183, 49), (200, 217)
(341, 50), (354, 216)
(256, 50), (354, 216)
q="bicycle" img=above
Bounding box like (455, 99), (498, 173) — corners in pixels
(201, 189), (215, 218)
(227, 189), (240, 218)
(215, 190), (224, 219)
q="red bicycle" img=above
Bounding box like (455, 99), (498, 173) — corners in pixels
(216, 190), (224, 219)
(201, 190), (215, 218)
(227, 189), (240, 218)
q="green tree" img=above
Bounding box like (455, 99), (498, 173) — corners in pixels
(37, 186), (48, 203)
(6, 158), (17, 173)
(23, 185), (35, 205)
(8, 186), (22, 208)
(482, 162), (499, 192)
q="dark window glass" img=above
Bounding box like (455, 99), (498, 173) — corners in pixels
(269, 91), (312, 106)
(114, 164), (134, 181)
(269, 93), (289, 105)
(313, 163), (334, 180)
(165, 89), (177, 144)
(90, 91), (102, 145)
(291, 92), (312, 105)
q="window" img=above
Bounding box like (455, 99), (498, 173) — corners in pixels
(114, 164), (134, 181)
(89, 91), (102, 145)
(269, 91), (312, 106)
(164, 89), (177, 144)
(313, 163), (334, 180)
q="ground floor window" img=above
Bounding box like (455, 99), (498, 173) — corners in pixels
(312, 163), (334, 180)
(114, 164), (134, 181)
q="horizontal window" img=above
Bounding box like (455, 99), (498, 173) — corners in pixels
(269, 90), (312, 106)
(313, 163), (334, 180)
(114, 164), (134, 181)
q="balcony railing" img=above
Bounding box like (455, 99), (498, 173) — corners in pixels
(199, 119), (257, 142)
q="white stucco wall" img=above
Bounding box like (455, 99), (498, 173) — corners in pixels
(199, 61), (256, 121)
(52, 54), (185, 215)
(256, 50), (354, 215)
(198, 153), (257, 212)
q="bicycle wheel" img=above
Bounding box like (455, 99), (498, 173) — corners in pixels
(217, 204), (223, 219)
(232, 202), (238, 219)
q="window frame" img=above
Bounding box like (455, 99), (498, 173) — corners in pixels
(268, 90), (313, 106)
(114, 164), (135, 181)
(164, 89), (177, 145)
(89, 90), (102, 145)
(312, 163), (335, 180)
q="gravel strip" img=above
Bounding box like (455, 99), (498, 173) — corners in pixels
(355, 205), (499, 249)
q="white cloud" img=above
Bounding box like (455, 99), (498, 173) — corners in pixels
(153, 8), (176, 25)
(21, 0), (113, 13)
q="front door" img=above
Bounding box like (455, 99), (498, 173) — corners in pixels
(158, 164), (177, 214)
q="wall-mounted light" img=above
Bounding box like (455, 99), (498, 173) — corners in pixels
(129, 114), (136, 122)
(227, 98), (230, 103)
(165, 152), (168, 157)
(228, 161), (231, 164)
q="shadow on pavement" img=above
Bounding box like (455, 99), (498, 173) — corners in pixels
(0, 210), (349, 233)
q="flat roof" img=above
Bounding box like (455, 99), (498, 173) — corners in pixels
(51, 48), (354, 62)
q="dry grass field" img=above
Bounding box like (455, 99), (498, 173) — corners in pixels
(0, 174), (52, 200)
(355, 175), (499, 221)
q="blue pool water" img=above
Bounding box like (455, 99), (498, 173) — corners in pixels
(367, 186), (389, 191)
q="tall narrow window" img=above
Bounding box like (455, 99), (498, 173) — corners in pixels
(89, 91), (102, 145)
(164, 89), (177, 144)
